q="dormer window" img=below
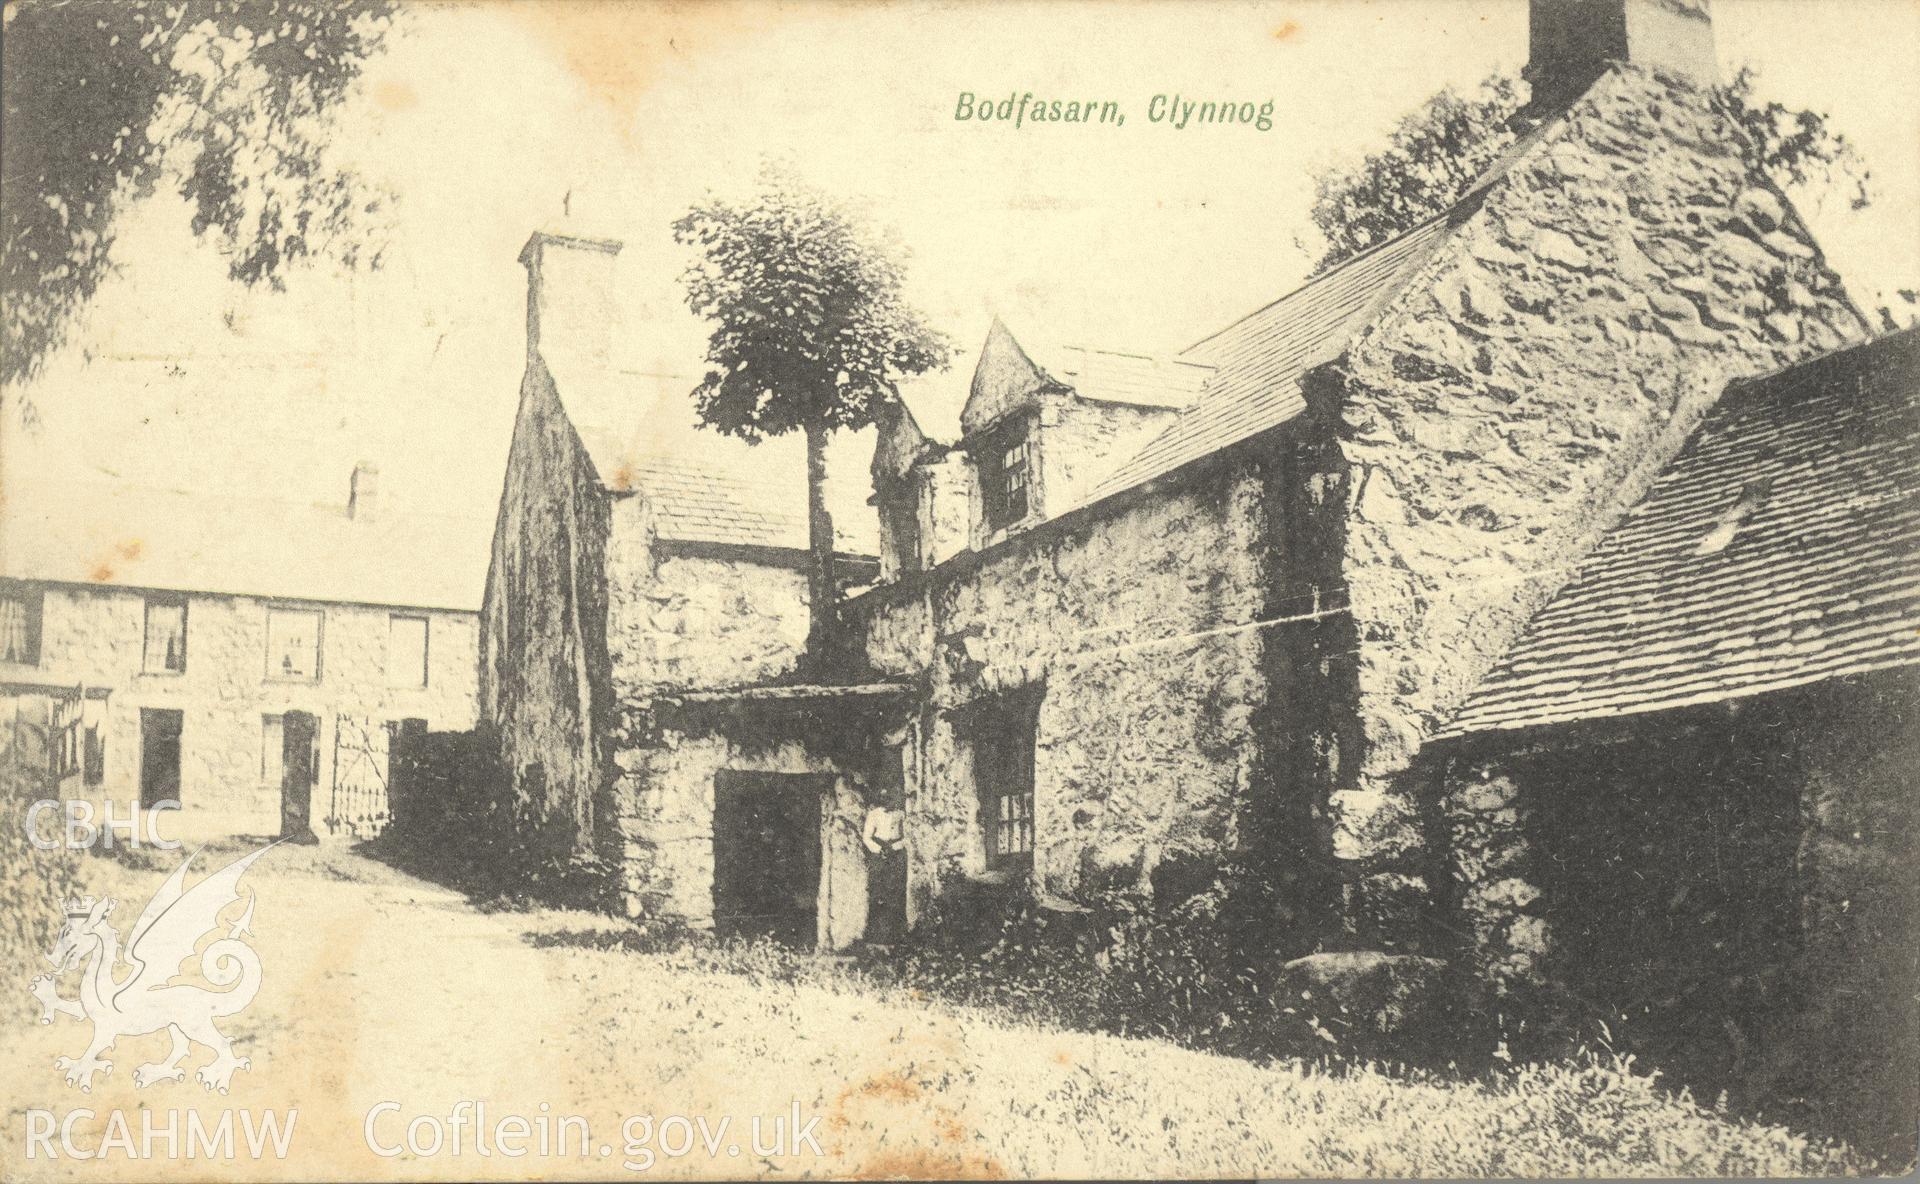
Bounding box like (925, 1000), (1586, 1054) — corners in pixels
(979, 418), (1032, 531)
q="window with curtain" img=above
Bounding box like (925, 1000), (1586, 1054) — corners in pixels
(0, 583), (42, 665)
(143, 596), (188, 673)
(265, 608), (322, 682)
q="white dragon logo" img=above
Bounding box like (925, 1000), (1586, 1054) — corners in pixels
(28, 844), (275, 1094)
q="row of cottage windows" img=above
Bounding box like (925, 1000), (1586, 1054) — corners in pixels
(0, 586), (432, 689)
(44, 707), (421, 796)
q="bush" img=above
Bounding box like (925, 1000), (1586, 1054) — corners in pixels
(860, 859), (1364, 1062)
(0, 761), (80, 1017)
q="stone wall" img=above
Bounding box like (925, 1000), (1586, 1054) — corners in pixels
(604, 525), (810, 699)
(28, 582), (476, 839)
(1319, 65), (1866, 918)
(610, 725), (866, 947)
(1040, 394), (1180, 513)
(478, 356), (614, 860)
(597, 494), (839, 937)
(916, 453), (974, 569)
(848, 457), (1273, 914)
(1789, 672), (1919, 1151)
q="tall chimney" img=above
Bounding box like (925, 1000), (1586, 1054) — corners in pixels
(518, 230), (624, 370)
(1526, 0), (1716, 113)
(348, 462), (380, 522)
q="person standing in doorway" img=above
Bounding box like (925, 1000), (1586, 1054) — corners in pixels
(862, 781), (907, 946)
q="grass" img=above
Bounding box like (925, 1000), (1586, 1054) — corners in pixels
(356, 833), (1894, 1177)
(521, 917), (1884, 1178)
(15, 830), (1876, 1178)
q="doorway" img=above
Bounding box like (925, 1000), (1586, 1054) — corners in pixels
(279, 710), (319, 840)
(712, 770), (829, 945)
(138, 708), (183, 808)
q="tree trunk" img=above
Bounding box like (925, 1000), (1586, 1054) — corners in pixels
(804, 421), (837, 671)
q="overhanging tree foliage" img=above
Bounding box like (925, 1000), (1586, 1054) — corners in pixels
(3, 0), (396, 393)
(674, 167), (951, 663)
(1308, 67), (1871, 275)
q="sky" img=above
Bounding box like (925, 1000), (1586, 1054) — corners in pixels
(5, 0), (1918, 605)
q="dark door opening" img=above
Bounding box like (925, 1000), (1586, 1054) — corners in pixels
(712, 771), (828, 946)
(138, 708), (183, 808)
(280, 710), (319, 841)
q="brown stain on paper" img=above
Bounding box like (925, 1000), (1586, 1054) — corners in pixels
(499, 0), (820, 127)
(1272, 19), (1302, 40)
(852, 1147), (1007, 1181)
(371, 79), (419, 111)
(829, 1066), (1002, 1181)
(87, 538), (144, 582)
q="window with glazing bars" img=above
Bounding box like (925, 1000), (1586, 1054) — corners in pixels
(974, 698), (1037, 870)
(978, 419), (1031, 530)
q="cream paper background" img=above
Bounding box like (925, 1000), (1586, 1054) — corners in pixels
(2, 2), (1916, 1180)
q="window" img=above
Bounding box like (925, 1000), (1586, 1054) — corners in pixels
(143, 596), (188, 673)
(50, 695), (81, 781)
(880, 493), (922, 578)
(387, 614), (429, 688)
(82, 703), (105, 786)
(971, 692), (1039, 873)
(261, 715), (284, 787)
(0, 582), (42, 665)
(265, 608), (322, 682)
(977, 418), (1032, 531)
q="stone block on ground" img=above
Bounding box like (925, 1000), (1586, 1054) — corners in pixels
(1275, 950), (1451, 1041)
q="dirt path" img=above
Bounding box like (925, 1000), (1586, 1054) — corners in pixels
(0, 844), (1873, 1181)
(0, 845), (1107, 1179)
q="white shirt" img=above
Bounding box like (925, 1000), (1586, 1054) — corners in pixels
(862, 806), (905, 854)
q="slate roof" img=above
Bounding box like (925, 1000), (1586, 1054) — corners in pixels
(1030, 343), (1214, 410)
(893, 328), (1211, 451)
(1093, 218), (1452, 497)
(0, 481), (485, 612)
(1437, 328), (1920, 739)
(617, 455), (876, 555)
(546, 367), (878, 556)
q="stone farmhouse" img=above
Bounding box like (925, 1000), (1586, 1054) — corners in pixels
(481, 0), (1913, 1114)
(1, 473), (480, 842)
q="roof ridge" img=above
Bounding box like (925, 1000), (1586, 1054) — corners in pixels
(1054, 343), (1216, 369)
(1179, 85), (1587, 361)
(1178, 209), (1456, 358)
(1718, 325), (1919, 400)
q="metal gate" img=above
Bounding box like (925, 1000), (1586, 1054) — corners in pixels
(327, 713), (391, 839)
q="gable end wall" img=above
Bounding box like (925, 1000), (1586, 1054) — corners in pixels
(1319, 65), (1867, 932)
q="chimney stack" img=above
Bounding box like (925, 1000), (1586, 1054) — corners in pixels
(348, 462), (380, 522)
(1525, 0), (1716, 113)
(518, 230), (623, 371)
